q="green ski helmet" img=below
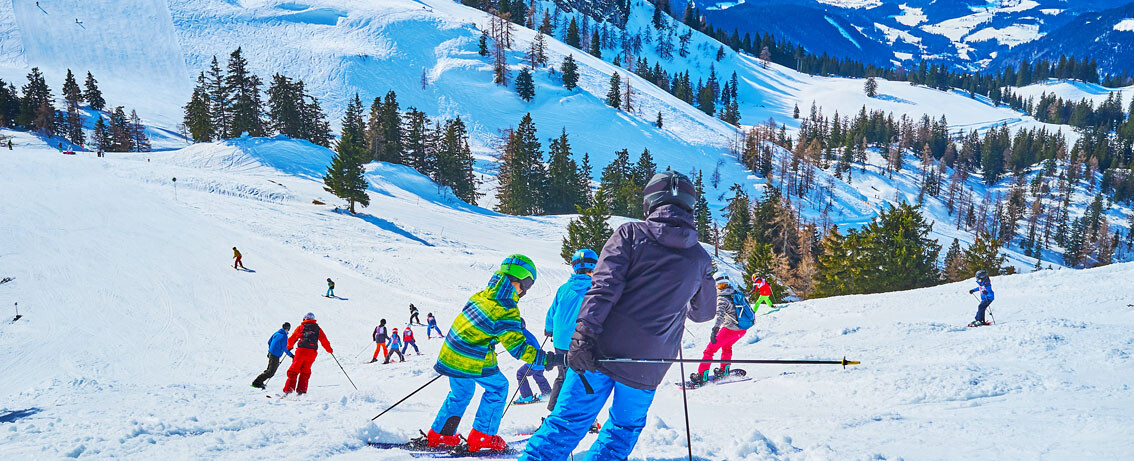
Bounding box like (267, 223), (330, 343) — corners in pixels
(500, 254), (538, 283)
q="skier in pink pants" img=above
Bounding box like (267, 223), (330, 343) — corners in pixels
(692, 272), (751, 385)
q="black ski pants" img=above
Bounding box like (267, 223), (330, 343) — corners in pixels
(253, 354), (282, 387)
(546, 347), (569, 411)
(975, 299), (993, 323)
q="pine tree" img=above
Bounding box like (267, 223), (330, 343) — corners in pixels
(92, 116), (112, 151)
(697, 84), (715, 115)
(813, 226), (857, 297)
(495, 113), (548, 215)
(606, 73), (621, 108)
(546, 128), (585, 214)
(206, 56), (230, 138)
(598, 149), (636, 217)
(367, 91), (403, 164)
(858, 202), (941, 292)
(588, 30), (602, 58)
(740, 237), (784, 301)
(435, 117), (479, 205)
(402, 108), (432, 175)
(323, 129), (370, 214)
(267, 73), (302, 138)
(943, 238), (965, 282)
(693, 171), (711, 243)
(478, 31), (489, 56)
(184, 72), (215, 142)
(63, 102), (84, 147)
(561, 186), (614, 263)
(864, 76), (878, 97)
(527, 30), (548, 68)
(722, 184), (752, 251)
(341, 93), (366, 141)
(129, 110), (151, 152)
(656, 111), (663, 128)
(515, 69), (535, 102)
(565, 17), (581, 48)
(62, 69), (82, 107)
(0, 81), (18, 128)
(108, 106), (134, 152)
(560, 55), (579, 90)
(225, 47), (265, 138)
(18, 67), (54, 134)
(961, 232), (1010, 277)
(83, 71), (105, 111)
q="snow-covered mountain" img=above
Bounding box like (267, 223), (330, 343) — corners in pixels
(3, 131), (1134, 459)
(698, 0), (1134, 73)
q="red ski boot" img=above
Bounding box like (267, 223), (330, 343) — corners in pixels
(425, 429), (461, 448)
(466, 429), (507, 452)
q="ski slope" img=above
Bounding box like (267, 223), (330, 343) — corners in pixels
(3, 131), (1134, 460)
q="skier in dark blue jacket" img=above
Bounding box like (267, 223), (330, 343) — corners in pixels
(252, 322), (294, 389)
(521, 171), (716, 461)
(968, 270), (995, 327)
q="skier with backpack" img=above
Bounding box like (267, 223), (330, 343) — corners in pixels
(968, 270), (995, 327)
(370, 319), (389, 363)
(426, 313), (444, 338)
(542, 248), (597, 411)
(419, 254), (551, 453)
(521, 171), (716, 461)
(282, 312), (333, 396)
(383, 328), (405, 363)
(251, 322), (293, 389)
(690, 272), (753, 387)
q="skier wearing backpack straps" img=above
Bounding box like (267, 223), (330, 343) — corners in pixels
(691, 272), (751, 386)
(282, 312), (333, 395)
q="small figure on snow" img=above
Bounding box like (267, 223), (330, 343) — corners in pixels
(421, 254), (551, 453)
(232, 246), (246, 270)
(968, 270), (995, 327)
(691, 272), (752, 386)
(325, 278), (335, 297)
(542, 248), (597, 411)
(515, 324), (552, 404)
(409, 303), (421, 325)
(282, 312), (333, 395)
(750, 275), (775, 313)
(370, 319), (389, 363)
(426, 313), (444, 338)
(252, 322), (293, 389)
(523, 171), (716, 460)
(7, 139), (12, 150)
(401, 325), (420, 355)
(383, 327), (405, 363)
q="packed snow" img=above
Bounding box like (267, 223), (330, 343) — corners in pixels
(1114, 18), (1134, 32)
(893, 4), (926, 27)
(3, 132), (1134, 460)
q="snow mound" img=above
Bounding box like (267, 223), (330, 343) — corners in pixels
(1115, 18), (1134, 32)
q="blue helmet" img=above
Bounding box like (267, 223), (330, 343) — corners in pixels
(571, 249), (598, 274)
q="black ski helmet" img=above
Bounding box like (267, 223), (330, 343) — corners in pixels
(282, 322), (291, 330)
(642, 170), (696, 215)
(975, 270), (988, 280)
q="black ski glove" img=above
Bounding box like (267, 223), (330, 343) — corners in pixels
(969, 288), (977, 294)
(710, 326), (719, 344)
(544, 330), (553, 338)
(544, 350), (565, 369)
(567, 334), (600, 374)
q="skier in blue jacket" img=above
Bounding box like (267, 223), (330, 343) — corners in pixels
(968, 270), (995, 327)
(542, 248), (597, 411)
(252, 322), (294, 389)
(522, 171), (716, 461)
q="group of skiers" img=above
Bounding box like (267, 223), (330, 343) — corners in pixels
(243, 169), (1001, 457)
(250, 312), (334, 395)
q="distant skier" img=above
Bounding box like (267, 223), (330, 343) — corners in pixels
(383, 327), (405, 363)
(325, 278), (335, 297)
(691, 272), (752, 386)
(232, 247), (246, 270)
(7, 139), (12, 150)
(515, 323), (552, 404)
(282, 312), (333, 395)
(370, 319), (389, 363)
(522, 171), (715, 460)
(401, 325), (420, 355)
(409, 303), (421, 325)
(543, 248), (597, 411)
(251, 322), (294, 389)
(426, 313), (444, 338)
(750, 275), (774, 313)
(968, 270), (995, 327)
(420, 254), (550, 453)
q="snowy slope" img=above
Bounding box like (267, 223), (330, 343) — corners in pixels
(2, 134), (1134, 459)
(1012, 79), (1134, 109)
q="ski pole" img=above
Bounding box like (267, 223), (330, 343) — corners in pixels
(370, 374), (443, 421)
(677, 341), (693, 461)
(354, 342), (372, 360)
(502, 336), (549, 418)
(329, 352), (358, 391)
(599, 357), (861, 368)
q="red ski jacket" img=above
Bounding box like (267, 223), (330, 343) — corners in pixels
(403, 328), (415, 342)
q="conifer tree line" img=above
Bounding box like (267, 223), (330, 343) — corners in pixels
(322, 92), (482, 210)
(0, 67), (149, 152)
(183, 47), (332, 146)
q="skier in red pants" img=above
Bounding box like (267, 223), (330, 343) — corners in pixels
(692, 271), (751, 385)
(283, 312), (333, 395)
